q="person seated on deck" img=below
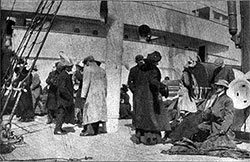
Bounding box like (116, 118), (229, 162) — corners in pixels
(195, 79), (235, 141)
(167, 79), (235, 143)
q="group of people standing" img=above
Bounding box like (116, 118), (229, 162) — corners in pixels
(2, 60), (44, 123)
(2, 46), (243, 149)
(127, 50), (240, 147)
(43, 55), (108, 136)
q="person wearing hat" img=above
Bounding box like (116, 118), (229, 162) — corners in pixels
(45, 61), (64, 124)
(54, 56), (75, 135)
(211, 58), (235, 85)
(127, 55), (144, 126)
(80, 55), (107, 136)
(196, 79), (235, 141)
(12, 62), (35, 122)
(73, 60), (85, 125)
(30, 65), (43, 115)
(131, 51), (171, 145)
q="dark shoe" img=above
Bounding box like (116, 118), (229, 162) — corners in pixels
(131, 135), (141, 144)
(99, 130), (107, 134)
(54, 130), (66, 135)
(98, 127), (107, 134)
(79, 132), (95, 136)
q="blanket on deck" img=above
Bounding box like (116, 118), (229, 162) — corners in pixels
(161, 135), (250, 159)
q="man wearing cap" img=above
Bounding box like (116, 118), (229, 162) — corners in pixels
(127, 55), (144, 126)
(54, 56), (75, 135)
(132, 51), (170, 145)
(197, 79), (235, 141)
(211, 58), (235, 84)
(80, 56), (107, 136)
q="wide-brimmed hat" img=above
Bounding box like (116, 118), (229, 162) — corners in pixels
(59, 54), (73, 67)
(146, 51), (162, 63)
(214, 79), (229, 88)
(83, 55), (102, 66)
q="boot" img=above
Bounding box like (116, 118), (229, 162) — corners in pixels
(80, 124), (95, 136)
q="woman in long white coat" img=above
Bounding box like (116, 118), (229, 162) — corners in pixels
(80, 56), (107, 136)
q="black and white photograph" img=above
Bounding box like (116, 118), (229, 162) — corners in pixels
(1, 0), (250, 161)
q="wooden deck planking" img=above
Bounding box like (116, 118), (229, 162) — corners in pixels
(1, 115), (250, 161)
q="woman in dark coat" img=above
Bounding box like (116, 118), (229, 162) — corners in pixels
(133, 51), (170, 145)
(13, 66), (34, 122)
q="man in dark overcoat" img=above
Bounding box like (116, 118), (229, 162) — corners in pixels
(127, 55), (144, 93)
(45, 62), (63, 124)
(133, 51), (170, 145)
(127, 55), (144, 126)
(54, 57), (75, 135)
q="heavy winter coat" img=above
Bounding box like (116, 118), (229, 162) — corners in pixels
(81, 62), (107, 125)
(127, 65), (141, 94)
(14, 69), (34, 119)
(46, 70), (60, 110)
(127, 64), (142, 125)
(133, 60), (171, 132)
(56, 70), (75, 124)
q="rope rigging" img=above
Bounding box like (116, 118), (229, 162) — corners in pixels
(0, 0), (63, 146)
